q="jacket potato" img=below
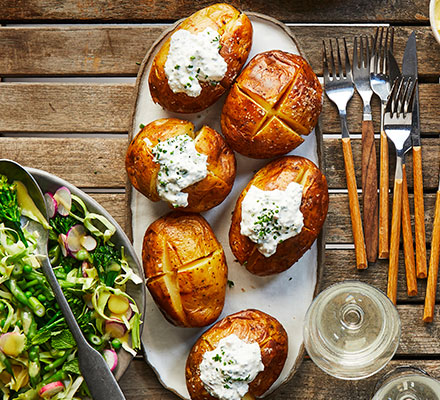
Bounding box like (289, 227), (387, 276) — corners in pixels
(221, 50), (323, 159)
(186, 309), (288, 400)
(148, 3), (253, 113)
(125, 118), (236, 212)
(143, 212), (228, 327)
(229, 156), (328, 276)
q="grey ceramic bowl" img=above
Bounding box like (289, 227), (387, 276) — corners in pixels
(27, 166), (146, 381)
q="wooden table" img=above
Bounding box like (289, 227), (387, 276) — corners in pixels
(0, 1), (439, 398)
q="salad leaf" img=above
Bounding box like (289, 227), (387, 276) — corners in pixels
(62, 358), (80, 375)
(51, 330), (75, 350)
(30, 330), (52, 346)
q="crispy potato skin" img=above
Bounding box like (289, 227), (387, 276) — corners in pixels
(221, 50), (323, 158)
(229, 156), (328, 276)
(186, 309), (288, 400)
(143, 212), (228, 327)
(125, 118), (236, 212)
(148, 3), (253, 113)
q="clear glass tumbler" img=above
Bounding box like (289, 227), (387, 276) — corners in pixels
(372, 366), (440, 400)
(303, 281), (401, 380)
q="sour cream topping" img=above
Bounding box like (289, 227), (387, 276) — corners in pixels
(164, 27), (227, 97)
(151, 134), (208, 208)
(200, 334), (264, 400)
(240, 182), (304, 257)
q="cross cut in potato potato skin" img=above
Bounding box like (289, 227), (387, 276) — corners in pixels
(221, 50), (323, 159)
(229, 156), (328, 276)
(143, 212), (228, 327)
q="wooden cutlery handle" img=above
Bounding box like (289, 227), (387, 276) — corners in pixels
(423, 190), (440, 322)
(342, 137), (367, 270)
(401, 164), (417, 296)
(387, 177), (403, 305)
(379, 131), (390, 259)
(413, 146), (427, 278)
(361, 120), (378, 263)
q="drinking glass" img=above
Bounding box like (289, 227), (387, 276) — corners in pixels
(303, 281), (401, 380)
(372, 366), (440, 400)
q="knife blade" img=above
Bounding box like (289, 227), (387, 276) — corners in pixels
(402, 31), (427, 279)
(402, 31), (420, 147)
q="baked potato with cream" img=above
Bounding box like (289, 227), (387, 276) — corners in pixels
(186, 309), (288, 400)
(143, 212), (228, 327)
(229, 156), (328, 276)
(148, 3), (253, 113)
(125, 118), (236, 212)
(221, 50), (322, 159)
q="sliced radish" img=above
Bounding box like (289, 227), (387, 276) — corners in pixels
(44, 192), (57, 218)
(103, 349), (118, 371)
(39, 381), (65, 398)
(58, 234), (68, 257)
(66, 225), (86, 253)
(53, 186), (71, 216)
(110, 306), (134, 322)
(81, 235), (97, 251)
(105, 320), (127, 338)
(0, 332), (26, 357)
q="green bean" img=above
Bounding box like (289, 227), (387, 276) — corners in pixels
(44, 351), (69, 372)
(4, 279), (29, 306)
(88, 334), (103, 346)
(28, 296), (46, 318)
(41, 369), (67, 384)
(28, 345), (40, 387)
(23, 279), (39, 289)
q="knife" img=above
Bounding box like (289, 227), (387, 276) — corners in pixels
(402, 31), (427, 279)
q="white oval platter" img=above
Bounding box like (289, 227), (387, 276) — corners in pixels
(129, 12), (325, 400)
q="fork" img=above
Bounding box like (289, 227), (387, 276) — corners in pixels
(370, 27), (395, 259)
(353, 35), (378, 263)
(384, 77), (417, 304)
(323, 38), (367, 270)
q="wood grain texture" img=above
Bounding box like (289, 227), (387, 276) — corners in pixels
(0, 137), (127, 187)
(324, 137), (440, 190)
(342, 137), (367, 269)
(413, 146), (428, 279)
(0, 26), (438, 77)
(120, 357), (440, 400)
(0, 83), (133, 133)
(424, 191), (440, 323)
(388, 178), (403, 304)
(401, 165), (417, 297)
(361, 120), (378, 262)
(0, 0), (429, 23)
(379, 131), (390, 259)
(0, 83), (438, 134)
(327, 193), (437, 244)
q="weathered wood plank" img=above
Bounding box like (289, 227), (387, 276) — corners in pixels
(323, 249), (434, 303)
(324, 137), (440, 190)
(0, 83), (439, 134)
(327, 193), (437, 244)
(0, 83), (133, 133)
(0, 26), (438, 78)
(88, 193), (127, 232)
(0, 137), (438, 190)
(0, 137), (127, 187)
(0, 0), (429, 24)
(120, 357), (440, 400)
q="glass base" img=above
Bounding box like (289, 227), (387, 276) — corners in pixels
(303, 281), (401, 380)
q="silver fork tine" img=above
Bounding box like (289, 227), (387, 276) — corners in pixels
(343, 38), (351, 79)
(329, 39), (337, 79)
(323, 41), (330, 82)
(336, 38), (344, 78)
(360, 36), (364, 68)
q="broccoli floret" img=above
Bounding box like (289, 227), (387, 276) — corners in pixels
(0, 175), (27, 246)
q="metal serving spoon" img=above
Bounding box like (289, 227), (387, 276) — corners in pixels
(0, 159), (126, 400)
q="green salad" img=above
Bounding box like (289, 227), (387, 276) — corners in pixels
(0, 175), (142, 399)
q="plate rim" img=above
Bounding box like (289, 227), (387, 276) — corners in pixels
(26, 165), (147, 382)
(127, 10), (326, 398)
